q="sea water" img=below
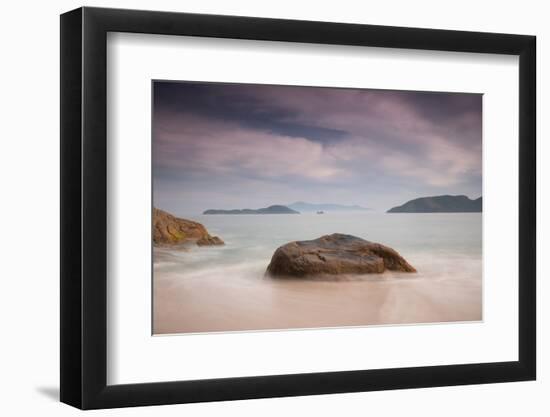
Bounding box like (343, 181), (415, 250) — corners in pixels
(153, 213), (482, 334)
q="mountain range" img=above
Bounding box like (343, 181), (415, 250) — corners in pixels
(203, 205), (299, 215)
(287, 202), (371, 212)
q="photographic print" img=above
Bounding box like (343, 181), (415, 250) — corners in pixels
(152, 81), (482, 335)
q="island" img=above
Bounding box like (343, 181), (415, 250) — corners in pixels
(153, 207), (224, 246)
(288, 201), (370, 212)
(387, 195), (482, 213)
(203, 205), (299, 215)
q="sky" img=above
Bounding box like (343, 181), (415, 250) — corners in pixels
(153, 81), (482, 214)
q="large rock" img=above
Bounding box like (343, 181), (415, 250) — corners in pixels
(153, 207), (224, 246)
(266, 233), (415, 278)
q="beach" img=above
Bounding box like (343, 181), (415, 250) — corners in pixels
(153, 212), (482, 334)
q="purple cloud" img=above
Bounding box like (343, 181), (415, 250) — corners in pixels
(153, 81), (482, 214)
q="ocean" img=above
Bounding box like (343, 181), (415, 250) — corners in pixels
(153, 212), (482, 334)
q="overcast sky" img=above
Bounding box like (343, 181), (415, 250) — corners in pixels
(153, 81), (482, 214)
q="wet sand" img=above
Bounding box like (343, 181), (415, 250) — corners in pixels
(153, 265), (481, 334)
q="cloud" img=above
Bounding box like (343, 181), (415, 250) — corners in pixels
(153, 82), (482, 212)
(154, 113), (352, 182)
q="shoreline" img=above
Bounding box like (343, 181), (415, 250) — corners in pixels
(153, 212), (482, 335)
(153, 262), (481, 335)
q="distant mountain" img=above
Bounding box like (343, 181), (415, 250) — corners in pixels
(203, 205), (300, 215)
(387, 195), (482, 213)
(288, 201), (371, 212)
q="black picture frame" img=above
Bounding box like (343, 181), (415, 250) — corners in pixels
(60, 6), (536, 410)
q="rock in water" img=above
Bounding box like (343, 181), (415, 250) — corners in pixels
(197, 235), (225, 246)
(266, 233), (415, 278)
(153, 207), (224, 246)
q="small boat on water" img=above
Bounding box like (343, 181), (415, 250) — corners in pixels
(316, 211), (325, 214)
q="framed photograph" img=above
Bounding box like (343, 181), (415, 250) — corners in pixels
(60, 7), (536, 409)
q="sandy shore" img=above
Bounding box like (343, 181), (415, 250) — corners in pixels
(153, 267), (481, 334)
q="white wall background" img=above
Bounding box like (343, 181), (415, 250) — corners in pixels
(0, 0), (545, 415)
